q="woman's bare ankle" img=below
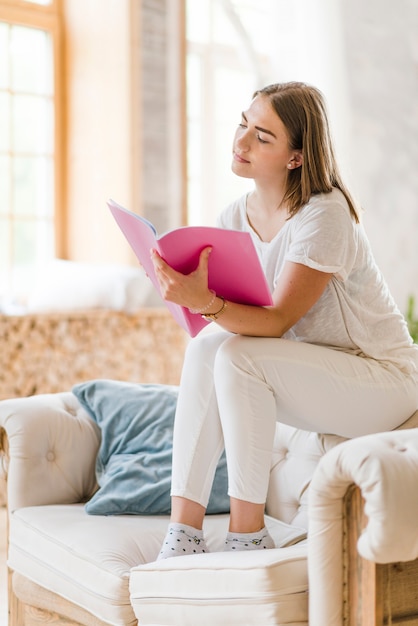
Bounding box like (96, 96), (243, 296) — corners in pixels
(228, 497), (265, 533)
(170, 496), (206, 530)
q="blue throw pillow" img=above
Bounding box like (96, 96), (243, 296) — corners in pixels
(72, 379), (229, 515)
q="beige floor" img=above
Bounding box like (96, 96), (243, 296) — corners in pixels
(0, 506), (7, 626)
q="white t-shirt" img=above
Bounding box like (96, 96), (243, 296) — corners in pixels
(217, 188), (418, 376)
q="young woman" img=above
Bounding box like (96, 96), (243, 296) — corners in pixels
(151, 82), (418, 558)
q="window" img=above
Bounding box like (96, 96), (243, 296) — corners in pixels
(185, 0), (278, 226)
(185, 0), (350, 226)
(0, 0), (63, 309)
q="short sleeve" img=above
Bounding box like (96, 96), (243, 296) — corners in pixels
(286, 196), (358, 281)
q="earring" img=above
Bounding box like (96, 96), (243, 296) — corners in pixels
(287, 163), (293, 169)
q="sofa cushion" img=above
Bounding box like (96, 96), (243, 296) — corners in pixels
(130, 542), (308, 626)
(8, 504), (142, 626)
(72, 380), (229, 515)
(7, 504), (223, 625)
(8, 504), (306, 626)
(266, 421), (346, 528)
(0, 392), (100, 513)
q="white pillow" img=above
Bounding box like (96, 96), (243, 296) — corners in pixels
(26, 260), (162, 313)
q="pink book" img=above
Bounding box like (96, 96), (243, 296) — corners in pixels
(108, 199), (273, 337)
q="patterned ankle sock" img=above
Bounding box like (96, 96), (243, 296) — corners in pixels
(224, 527), (275, 552)
(157, 523), (209, 560)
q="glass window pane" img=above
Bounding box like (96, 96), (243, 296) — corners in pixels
(224, 1), (277, 56)
(11, 218), (54, 299)
(212, 2), (239, 47)
(187, 120), (202, 179)
(12, 219), (36, 266)
(18, 219), (54, 264)
(187, 179), (202, 226)
(12, 94), (53, 154)
(0, 23), (9, 89)
(0, 156), (10, 213)
(0, 91), (10, 152)
(215, 66), (253, 122)
(186, 0), (279, 225)
(11, 25), (53, 96)
(0, 218), (10, 256)
(186, 54), (202, 119)
(186, 0), (210, 43)
(35, 218), (54, 261)
(13, 156), (53, 217)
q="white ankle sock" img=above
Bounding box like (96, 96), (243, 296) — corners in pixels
(224, 527), (275, 552)
(157, 523), (209, 560)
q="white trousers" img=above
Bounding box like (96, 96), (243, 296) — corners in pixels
(171, 332), (418, 506)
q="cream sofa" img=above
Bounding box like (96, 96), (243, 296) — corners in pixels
(1, 391), (418, 626)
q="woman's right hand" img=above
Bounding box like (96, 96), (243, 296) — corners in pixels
(150, 246), (214, 312)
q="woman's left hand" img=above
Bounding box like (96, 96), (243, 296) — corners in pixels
(151, 246), (214, 311)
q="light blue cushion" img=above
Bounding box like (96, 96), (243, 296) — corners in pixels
(72, 379), (229, 515)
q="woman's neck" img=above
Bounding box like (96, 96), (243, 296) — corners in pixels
(246, 187), (290, 243)
(249, 183), (288, 215)
(250, 189), (284, 217)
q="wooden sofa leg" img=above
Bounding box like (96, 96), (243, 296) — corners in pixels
(344, 486), (383, 626)
(344, 486), (418, 626)
(8, 568), (25, 626)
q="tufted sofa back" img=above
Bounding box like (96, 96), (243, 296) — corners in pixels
(266, 423), (346, 529)
(0, 392), (100, 513)
(0, 391), (346, 525)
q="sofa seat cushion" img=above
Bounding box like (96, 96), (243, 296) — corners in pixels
(130, 545), (308, 626)
(9, 504), (149, 625)
(8, 504), (192, 626)
(8, 504), (306, 626)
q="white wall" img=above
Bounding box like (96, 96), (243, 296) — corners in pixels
(268, 0), (418, 312)
(342, 0), (418, 311)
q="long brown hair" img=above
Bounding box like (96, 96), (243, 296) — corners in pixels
(253, 82), (360, 222)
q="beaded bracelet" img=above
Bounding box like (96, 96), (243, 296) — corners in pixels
(202, 297), (227, 321)
(189, 289), (217, 314)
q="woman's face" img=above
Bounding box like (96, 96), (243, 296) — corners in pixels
(231, 95), (300, 183)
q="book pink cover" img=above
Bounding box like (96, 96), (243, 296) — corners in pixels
(108, 199), (273, 337)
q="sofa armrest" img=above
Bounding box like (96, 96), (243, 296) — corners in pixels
(308, 424), (418, 626)
(0, 392), (100, 512)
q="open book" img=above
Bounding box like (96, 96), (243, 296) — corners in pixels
(108, 199), (273, 337)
